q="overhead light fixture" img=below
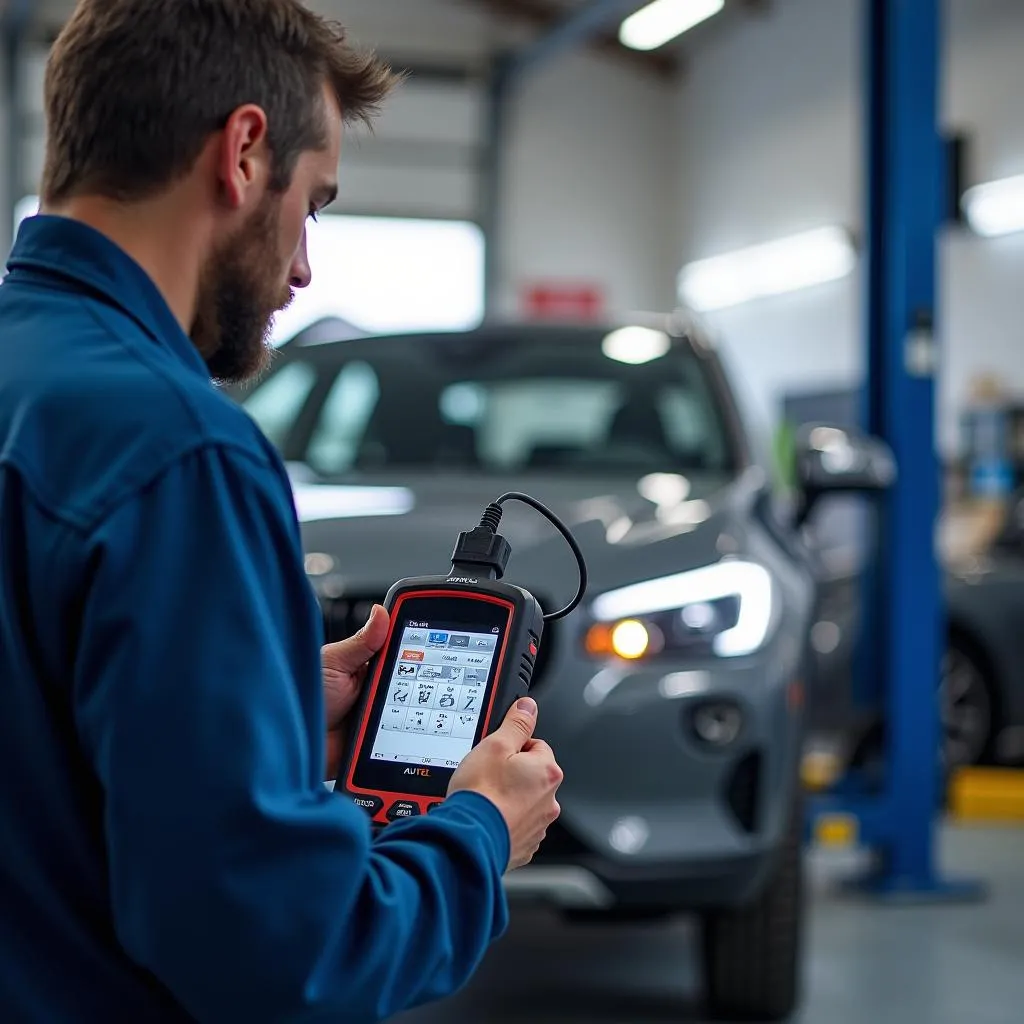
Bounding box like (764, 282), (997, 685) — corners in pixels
(961, 174), (1024, 238)
(620, 0), (725, 51)
(602, 325), (671, 364)
(677, 226), (857, 312)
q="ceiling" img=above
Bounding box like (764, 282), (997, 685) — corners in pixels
(18, 0), (767, 82)
(454, 0), (770, 78)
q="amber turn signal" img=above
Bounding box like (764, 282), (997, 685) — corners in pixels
(584, 619), (662, 660)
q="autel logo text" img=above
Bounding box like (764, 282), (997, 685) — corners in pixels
(403, 767), (431, 777)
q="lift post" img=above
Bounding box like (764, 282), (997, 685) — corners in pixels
(808, 0), (984, 901)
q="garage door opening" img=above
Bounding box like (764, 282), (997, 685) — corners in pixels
(14, 198), (485, 344)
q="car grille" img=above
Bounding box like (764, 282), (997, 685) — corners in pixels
(321, 595), (385, 644)
(533, 817), (592, 862)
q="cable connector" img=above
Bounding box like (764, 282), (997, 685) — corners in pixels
(450, 503), (511, 580)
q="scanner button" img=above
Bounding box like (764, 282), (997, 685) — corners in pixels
(352, 795), (383, 816)
(529, 641), (538, 658)
(387, 800), (420, 821)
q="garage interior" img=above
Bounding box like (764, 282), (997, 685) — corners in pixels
(5, 0), (1024, 1021)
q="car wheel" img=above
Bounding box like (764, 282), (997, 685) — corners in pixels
(941, 637), (995, 768)
(700, 797), (804, 1022)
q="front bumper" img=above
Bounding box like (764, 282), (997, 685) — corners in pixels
(504, 848), (777, 912)
(509, 628), (805, 912)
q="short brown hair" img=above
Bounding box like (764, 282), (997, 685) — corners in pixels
(41, 0), (396, 204)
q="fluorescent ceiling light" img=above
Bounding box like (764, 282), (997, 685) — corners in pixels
(962, 174), (1024, 237)
(602, 325), (671, 364)
(620, 0), (725, 51)
(678, 226), (857, 312)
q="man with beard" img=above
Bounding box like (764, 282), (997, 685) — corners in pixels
(0, 2), (564, 1022)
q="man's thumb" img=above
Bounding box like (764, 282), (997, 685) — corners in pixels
(497, 697), (539, 749)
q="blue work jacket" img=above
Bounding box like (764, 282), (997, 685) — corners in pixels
(0, 215), (510, 1023)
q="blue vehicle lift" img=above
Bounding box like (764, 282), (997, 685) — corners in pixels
(805, 0), (984, 901)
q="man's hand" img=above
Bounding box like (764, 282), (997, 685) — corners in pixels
(322, 605), (390, 781)
(448, 697), (563, 871)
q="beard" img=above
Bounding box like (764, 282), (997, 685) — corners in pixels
(192, 191), (294, 385)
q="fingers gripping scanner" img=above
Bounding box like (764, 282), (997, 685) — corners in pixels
(336, 493), (587, 828)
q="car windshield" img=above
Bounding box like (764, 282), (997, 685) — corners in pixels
(239, 326), (740, 479)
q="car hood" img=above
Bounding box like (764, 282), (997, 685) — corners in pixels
(295, 469), (762, 604)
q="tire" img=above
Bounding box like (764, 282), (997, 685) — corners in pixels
(700, 798), (805, 1022)
(941, 633), (998, 768)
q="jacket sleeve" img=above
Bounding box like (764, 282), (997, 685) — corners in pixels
(70, 442), (511, 1023)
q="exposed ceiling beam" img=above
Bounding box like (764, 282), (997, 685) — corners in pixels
(465, 0), (680, 80)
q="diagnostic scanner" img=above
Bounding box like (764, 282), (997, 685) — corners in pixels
(336, 492), (587, 828)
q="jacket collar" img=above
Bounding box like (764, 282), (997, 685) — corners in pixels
(6, 214), (211, 381)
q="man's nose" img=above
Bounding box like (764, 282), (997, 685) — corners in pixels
(290, 231), (312, 289)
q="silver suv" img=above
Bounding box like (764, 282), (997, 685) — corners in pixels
(233, 318), (893, 1021)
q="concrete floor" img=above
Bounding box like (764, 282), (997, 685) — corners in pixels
(394, 826), (1024, 1024)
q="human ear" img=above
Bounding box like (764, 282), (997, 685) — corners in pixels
(217, 104), (271, 210)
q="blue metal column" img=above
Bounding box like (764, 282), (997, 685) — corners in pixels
(854, 0), (981, 898)
(807, 0), (984, 901)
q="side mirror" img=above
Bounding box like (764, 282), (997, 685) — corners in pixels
(793, 422), (897, 527)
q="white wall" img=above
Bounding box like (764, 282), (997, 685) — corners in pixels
(943, 0), (1024, 452)
(498, 50), (678, 317)
(327, 0), (678, 317)
(674, 0), (863, 441)
(674, 0), (1024, 455)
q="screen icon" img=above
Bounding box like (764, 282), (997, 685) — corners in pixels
(428, 631), (449, 646)
(401, 649), (424, 662)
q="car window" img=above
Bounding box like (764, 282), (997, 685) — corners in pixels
(657, 385), (730, 470)
(242, 331), (738, 477)
(468, 379), (623, 467)
(306, 360), (381, 475)
(240, 360), (318, 449)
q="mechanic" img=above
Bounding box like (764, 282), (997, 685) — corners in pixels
(0, 2), (563, 1022)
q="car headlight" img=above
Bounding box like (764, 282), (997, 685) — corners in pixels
(583, 560), (775, 660)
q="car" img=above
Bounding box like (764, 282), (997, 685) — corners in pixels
(812, 492), (1024, 778)
(229, 318), (893, 1021)
(942, 499), (1024, 767)
(779, 387), (1024, 777)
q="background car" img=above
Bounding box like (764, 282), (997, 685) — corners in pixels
(230, 319), (892, 1021)
(780, 390), (1024, 776)
(818, 502), (1024, 779)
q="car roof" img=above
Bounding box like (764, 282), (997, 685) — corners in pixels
(279, 316), (709, 361)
